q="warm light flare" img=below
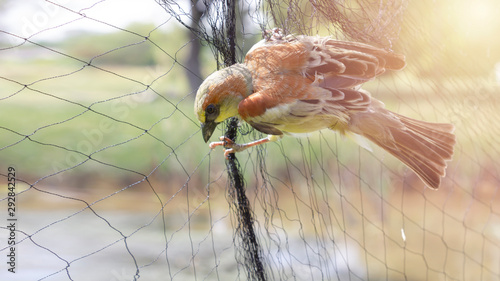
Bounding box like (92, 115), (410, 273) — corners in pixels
(453, 0), (498, 40)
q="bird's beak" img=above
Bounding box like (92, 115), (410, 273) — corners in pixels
(201, 121), (218, 143)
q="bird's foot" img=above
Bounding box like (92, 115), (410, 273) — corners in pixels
(209, 137), (247, 158)
(209, 135), (282, 159)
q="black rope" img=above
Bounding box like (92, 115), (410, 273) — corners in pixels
(224, 0), (267, 279)
(226, 118), (268, 281)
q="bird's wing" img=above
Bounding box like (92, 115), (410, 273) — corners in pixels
(238, 79), (376, 135)
(245, 34), (405, 89)
(240, 34), (405, 134)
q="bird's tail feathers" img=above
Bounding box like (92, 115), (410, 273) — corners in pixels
(348, 109), (455, 189)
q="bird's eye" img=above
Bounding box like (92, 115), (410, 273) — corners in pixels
(206, 104), (217, 116)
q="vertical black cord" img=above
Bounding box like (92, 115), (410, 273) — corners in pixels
(224, 0), (267, 280)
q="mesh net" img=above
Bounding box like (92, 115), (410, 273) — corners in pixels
(1, 0), (499, 280)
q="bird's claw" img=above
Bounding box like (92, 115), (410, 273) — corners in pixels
(208, 137), (226, 150)
(209, 136), (245, 159)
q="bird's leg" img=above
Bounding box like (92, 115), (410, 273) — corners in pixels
(209, 135), (283, 158)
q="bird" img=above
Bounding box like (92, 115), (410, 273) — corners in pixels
(194, 29), (456, 189)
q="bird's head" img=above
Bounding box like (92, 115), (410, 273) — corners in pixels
(194, 64), (253, 142)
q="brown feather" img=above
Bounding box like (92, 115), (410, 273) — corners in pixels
(348, 108), (455, 189)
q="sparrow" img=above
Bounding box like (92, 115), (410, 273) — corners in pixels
(194, 30), (456, 189)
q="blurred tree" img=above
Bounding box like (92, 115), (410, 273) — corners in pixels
(158, 0), (259, 94)
(185, 0), (205, 94)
